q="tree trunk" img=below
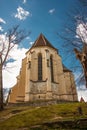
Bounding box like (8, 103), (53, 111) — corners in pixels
(74, 48), (87, 88)
(82, 60), (87, 88)
(0, 63), (4, 110)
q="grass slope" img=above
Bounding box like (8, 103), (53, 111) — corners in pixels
(0, 102), (87, 130)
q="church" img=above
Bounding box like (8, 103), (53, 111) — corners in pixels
(8, 34), (78, 103)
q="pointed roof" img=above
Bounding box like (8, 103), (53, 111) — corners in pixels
(30, 33), (57, 51)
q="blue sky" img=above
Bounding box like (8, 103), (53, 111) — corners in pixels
(0, 0), (79, 63)
(0, 0), (87, 101)
(0, 0), (77, 43)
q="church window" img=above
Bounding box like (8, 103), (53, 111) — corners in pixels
(38, 53), (42, 80)
(47, 59), (49, 67)
(28, 61), (31, 69)
(50, 55), (54, 82)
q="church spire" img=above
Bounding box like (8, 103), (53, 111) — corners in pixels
(30, 33), (57, 51)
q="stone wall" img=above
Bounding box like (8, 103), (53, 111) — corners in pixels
(30, 81), (47, 94)
(8, 40), (78, 103)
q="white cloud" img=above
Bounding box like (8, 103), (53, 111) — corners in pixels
(0, 33), (28, 89)
(76, 22), (87, 44)
(29, 41), (34, 45)
(0, 26), (3, 32)
(0, 33), (7, 53)
(23, 0), (27, 4)
(0, 18), (6, 24)
(26, 36), (30, 40)
(77, 86), (87, 102)
(3, 45), (28, 88)
(48, 8), (55, 15)
(14, 6), (31, 20)
(74, 72), (87, 102)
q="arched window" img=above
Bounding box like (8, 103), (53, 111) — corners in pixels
(38, 53), (42, 80)
(28, 61), (31, 69)
(50, 55), (54, 82)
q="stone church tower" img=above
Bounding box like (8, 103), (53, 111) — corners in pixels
(8, 34), (78, 103)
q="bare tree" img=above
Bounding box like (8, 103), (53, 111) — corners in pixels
(0, 25), (29, 110)
(57, 0), (87, 88)
(74, 22), (87, 88)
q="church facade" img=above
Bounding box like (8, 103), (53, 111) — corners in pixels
(8, 34), (78, 103)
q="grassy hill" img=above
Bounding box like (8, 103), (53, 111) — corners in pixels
(0, 102), (87, 130)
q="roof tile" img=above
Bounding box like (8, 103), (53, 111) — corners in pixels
(31, 33), (57, 50)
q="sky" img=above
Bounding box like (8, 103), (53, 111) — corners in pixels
(0, 0), (87, 101)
